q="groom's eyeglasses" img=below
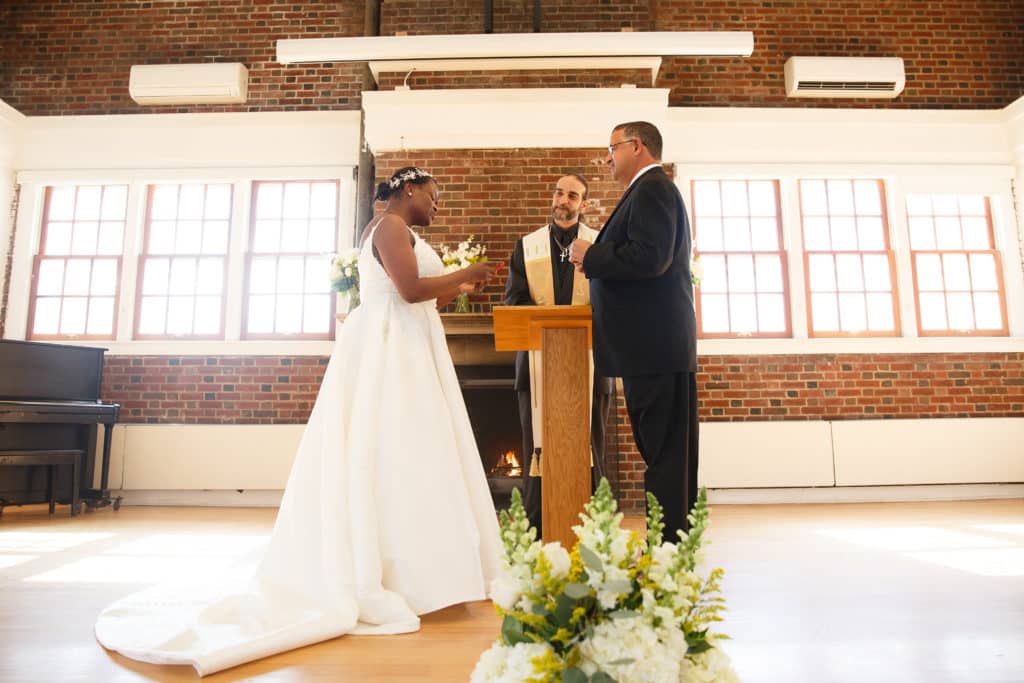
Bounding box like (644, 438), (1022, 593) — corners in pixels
(607, 139), (637, 155)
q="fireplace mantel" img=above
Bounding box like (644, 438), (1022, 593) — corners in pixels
(337, 312), (511, 365)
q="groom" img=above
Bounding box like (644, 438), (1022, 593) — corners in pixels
(569, 121), (698, 538)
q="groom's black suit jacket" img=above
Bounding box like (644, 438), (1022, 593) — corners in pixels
(582, 166), (697, 378)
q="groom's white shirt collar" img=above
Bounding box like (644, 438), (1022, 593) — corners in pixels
(628, 164), (662, 189)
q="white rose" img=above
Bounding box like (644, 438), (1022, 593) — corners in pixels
(488, 574), (521, 610)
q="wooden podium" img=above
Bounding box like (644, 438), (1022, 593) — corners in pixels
(493, 305), (592, 549)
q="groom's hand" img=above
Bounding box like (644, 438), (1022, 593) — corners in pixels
(569, 238), (591, 272)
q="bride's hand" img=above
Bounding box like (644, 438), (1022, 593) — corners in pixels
(458, 282), (478, 294)
(463, 261), (501, 288)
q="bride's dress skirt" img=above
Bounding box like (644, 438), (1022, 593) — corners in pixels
(95, 236), (503, 675)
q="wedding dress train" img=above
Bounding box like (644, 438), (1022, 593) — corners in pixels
(95, 226), (503, 676)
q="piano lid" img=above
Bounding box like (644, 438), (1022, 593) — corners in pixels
(0, 339), (109, 402)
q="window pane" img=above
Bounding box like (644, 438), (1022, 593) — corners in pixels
(915, 254), (944, 291)
(59, 298), (87, 334)
(307, 219), (336, 253)
(721, 181), (748, 216)
(905, 194), (931, 216)
(934, 217), (962, 249)
(701, 255), (727, 293)
(811, 293), (839, 331)
(973, 292), (1002, 329)
(90, 259), (118, 296)
(278, 257), (305, 294)
(853, 180), (881, 214)
(101, 186), (128, 220)
(205, 185), (232, 220)
(907, 217), (935, 250)
(838, 292), (867, 332)
(283, 184), (310, 218)
(866, 293), (895, 331)
(309, 183), (337, 218)
(750, 218), (778, 250)
(167, 296), (194, 334)
(281, 219), (309, 252)
(196, 258), (224, 295)
(969, 253), (998, 290)
(202, 221), (229, 254)
(253, 219), (281, 253)
(248, 295), (275, 333)
(947, 292), (973, 329)
(919, 292), (947, 330)
(961, 217), (989, 249)
(801, 180), (827, 214)
(757, 293), (786, 332)
(827, 180), (854, 215)
(729, 293), (757, 332)
(803, 217), (830, 250)
(138, 297), (167, 334)
(37, 260), (65, 296)
(754, 255), (784, 292)
(33, 298), (60, 335)
(727, 254), (755, 291)
(256, 183), (283, 217)
(304, 255), (330, 293)
(959, 195), (986, 215)
(194, 296), (221, 335)
(75, 187), (102, 220)
(942, 253), (970, 291)
(862, 254), (891, 291)
(748, 182), (776, 216)
(697, 217), (723, 251)
(149, 221), (176, 254)
(63, 260), (91, 295)
(303, 294), (331, 333)
(49, 187), (76, 220)
(700, 294), (729, 332)
(808, 254), (836, 291)
(86, 297), (115, 335)
(830, 216), (857, 251)
(169, 258), (197, 295)
(693, 181), (721, 216)
(178, 185), (205, 219)
(835, 254), (864, 292)
(275, 294), (303, 332)
(97, 221), (125, 255)
(250, 257), (277, 294)
(175, 220), (203, 254)
(151, 186), (178, 219)
(142, 259), (170, 295)
(856, 216), (885, 250)
(44, 222), (72, 255)
(932, 195), (958, 215)
(71, 222), (99, 255)
(722, 218), (750, 251)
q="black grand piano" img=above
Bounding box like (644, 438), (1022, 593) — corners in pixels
(0, 339), (120, 516)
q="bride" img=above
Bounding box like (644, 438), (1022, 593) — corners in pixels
(95, 166), (504, 676)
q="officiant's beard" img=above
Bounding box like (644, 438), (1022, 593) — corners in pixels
(552, 206), (580, 225)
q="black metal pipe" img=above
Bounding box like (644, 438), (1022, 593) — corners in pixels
(484, 0), (493, 33)
(533, 0), (541, 32)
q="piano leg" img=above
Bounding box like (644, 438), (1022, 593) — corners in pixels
(83, 423), (121, 511)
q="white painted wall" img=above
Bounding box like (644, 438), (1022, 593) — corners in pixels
(0, 100), (23, 309)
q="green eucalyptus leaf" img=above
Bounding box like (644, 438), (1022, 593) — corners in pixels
(579, 544), (603, 573)
(602, 579), (633, 593)
(561, 667), (588, 683)
(590, 672), (618, 683)
(500, 615), (529, 645)
(608, 609), (640, 619)
(607, 658), (635, 666)
(564, 582), (591, 599)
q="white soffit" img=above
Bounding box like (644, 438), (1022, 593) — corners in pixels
(277, 31), (754, 64)
(361, 87), (670, 152)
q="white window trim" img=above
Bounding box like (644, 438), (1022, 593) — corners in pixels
(6, 166), (356, 355)
(675, 162), (1024, 355)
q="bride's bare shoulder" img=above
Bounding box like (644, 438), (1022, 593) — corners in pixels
(358, 213), (406, 247)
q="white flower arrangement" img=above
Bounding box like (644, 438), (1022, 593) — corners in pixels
(471, 480), (740, 683)
(329, 248), (361, 307)
(440, 235), (488, 313)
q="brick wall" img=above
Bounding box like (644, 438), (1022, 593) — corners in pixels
(2, 1), (1021, 113)
(1, 0), (369, 115)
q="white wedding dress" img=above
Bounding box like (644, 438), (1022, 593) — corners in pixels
(95, 225), (503, 676)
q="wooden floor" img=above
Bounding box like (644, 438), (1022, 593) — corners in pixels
(1, 499), (1022, 682)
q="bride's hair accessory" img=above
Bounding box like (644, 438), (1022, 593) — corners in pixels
(375, 166), (434, 201)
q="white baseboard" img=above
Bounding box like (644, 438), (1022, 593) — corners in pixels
(116, 489), (284, 507)
(707, 483), (1024, 505)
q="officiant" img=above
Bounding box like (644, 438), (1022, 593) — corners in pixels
(503, 173), (614, 534)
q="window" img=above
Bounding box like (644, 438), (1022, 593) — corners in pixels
(244, 181), (339, 339)
(907, 194), (1008, 335)
(691, 179), (790, 338)
(135, 183), (232, 339)
(800, 179), (900, 337)
(28, 185), (127, 339)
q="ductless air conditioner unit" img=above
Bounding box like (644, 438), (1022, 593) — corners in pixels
(129, 63), (249, 105)
(784, 56), (905, 99)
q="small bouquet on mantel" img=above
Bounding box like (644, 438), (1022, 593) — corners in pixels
(691, 254), (704, 288)
(329, 248), (361, 311)
(440, 235), (488, 313)
(471, 479), (740, 683)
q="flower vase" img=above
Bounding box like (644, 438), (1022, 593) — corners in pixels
(454, 292), (471, 313)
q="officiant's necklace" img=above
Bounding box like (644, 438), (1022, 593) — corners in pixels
(552, 229), (574, 263)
